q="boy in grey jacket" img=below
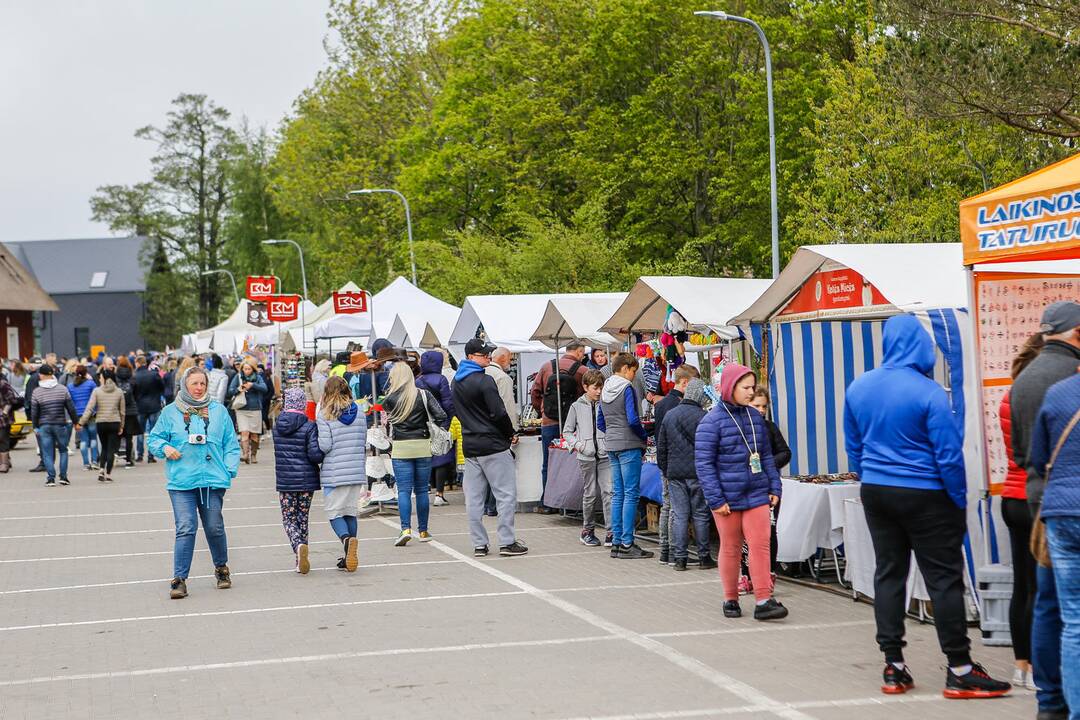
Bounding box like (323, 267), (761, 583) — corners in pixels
(563, 370), (612, 547)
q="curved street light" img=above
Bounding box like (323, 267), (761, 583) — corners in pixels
(200, 268), (239, 305)
(695, 10), (780, 278)
(347, 188), (418, 286)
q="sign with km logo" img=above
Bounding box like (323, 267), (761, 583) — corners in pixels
(267, 294), (300, 322)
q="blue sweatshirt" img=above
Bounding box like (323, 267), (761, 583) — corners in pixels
(843, 314), (967, 508)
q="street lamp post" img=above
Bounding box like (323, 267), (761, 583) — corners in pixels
(262, 239), (308, 353)
(695, 10), (780, 279)
(347, 188), (418, 286)
(201, 268), (240, 306)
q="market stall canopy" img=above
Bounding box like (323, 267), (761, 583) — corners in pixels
(730, 244), (968, 326)
(312, 276), (448, 345)
(530, 293), (627, 349)
(386, 296), (461, 350)
(203, 297), (317, 353)
(961, 151), (1080, 266)
(600, 276), (772, 339)
(287, 281), (365, 351)
(451, 293), (614, 354)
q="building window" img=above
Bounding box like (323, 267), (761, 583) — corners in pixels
(90, 271), (108, 288)
(74, 328), (89, 358)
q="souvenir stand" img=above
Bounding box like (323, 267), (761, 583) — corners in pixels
(730, 243), (988, 611)
(450, 292), (616, 506)
(960, 152), (1080, 641)
(599, 277), (772, 515)
(527, 294), (628, 512)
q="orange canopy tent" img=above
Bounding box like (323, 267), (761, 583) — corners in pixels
(961, 152), (1080, 266)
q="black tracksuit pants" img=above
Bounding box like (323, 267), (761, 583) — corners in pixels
(860, 483), (972, 667)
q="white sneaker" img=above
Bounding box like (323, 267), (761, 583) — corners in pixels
(433, 495), (448, 506)
(1012, 668), (1025, 687)
(1026, 671), (1038, 691)
(395, 529), (412, 547)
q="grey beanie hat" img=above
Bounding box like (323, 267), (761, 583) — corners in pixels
(683, 378), (706, 405)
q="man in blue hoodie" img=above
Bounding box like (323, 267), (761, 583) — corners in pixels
(845, 314), (1009, 699)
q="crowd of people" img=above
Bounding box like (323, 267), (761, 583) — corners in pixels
(2, 299), (1077, 708)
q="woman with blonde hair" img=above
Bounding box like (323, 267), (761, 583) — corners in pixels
(383, 362), (446, 546)
(174, 357), (196, 396)
(227, 358), (268, 463)
(316, 375), (366, 571)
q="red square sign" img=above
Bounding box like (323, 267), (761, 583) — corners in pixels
(246, 275), (277, 300)
(267, 294), (300, 322)
(333, 291), (368, 314)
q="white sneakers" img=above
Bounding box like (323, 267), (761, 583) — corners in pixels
(433, 495), (448, 506)
(1012, 668), (1037, 690)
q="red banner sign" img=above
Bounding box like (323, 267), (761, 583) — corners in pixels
(246, 275), (277, 300)
(267, 294), (300, 322)
(779, 268), (890, 317)
(333, 291), (368, 314)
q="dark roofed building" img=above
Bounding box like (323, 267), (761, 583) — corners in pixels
(4, 236), (149, 358)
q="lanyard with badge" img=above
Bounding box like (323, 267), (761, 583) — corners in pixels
(722, 403), (762, 474)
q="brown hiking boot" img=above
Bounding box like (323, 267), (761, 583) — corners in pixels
(169, 578), (187, 599)
(215, 565), (232, 589)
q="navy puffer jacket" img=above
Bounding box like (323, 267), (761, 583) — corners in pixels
(272, 411), (324, 492)
(694, 401), (781, 511)
(657, 399), (706, 481)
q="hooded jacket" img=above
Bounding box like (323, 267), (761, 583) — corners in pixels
(844, 314), (967, 508)
(316, 402), (367, 489)
(272, 410), (324, 492)
(79, 379), (126, 426)
(658, 397), (706, 481)
(1028, 373), (1080, 519)
(1010, 339), (1080, 507)
(451, 360), (514, 458)
(415, 351), (455, 466)
(133, 366), (166, 415)
(597, 375), (647, 452)
(563, 393), (607, 462)
(207, 368), (230, 405)
(30, 379), (78, 428)
(694, 365), (781, 511)
(147, 400), (240, 490)
(115, 366), (139, 418)
(68, 377), (98, 417)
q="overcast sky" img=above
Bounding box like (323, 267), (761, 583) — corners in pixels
(0, 1), (331, 243)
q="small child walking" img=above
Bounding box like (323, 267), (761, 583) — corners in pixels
(316, 376), (368, 571)
(563, 370), (612, 547)
(273, 388), (324, 574)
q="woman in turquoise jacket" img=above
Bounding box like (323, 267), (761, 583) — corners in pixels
(149, 365), (241, 600)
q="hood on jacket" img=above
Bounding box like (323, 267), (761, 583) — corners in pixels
(719, 364), (756, 404)
(420, 350), (444, 375)
(602, 375), (631, 403)
(275, 410), (310, 437)
(882, 314), (935, 376)
(370, 338), (392, 357)
(338, 401), (359, 426)
(39, 377), (58, 389)
(101, 378), (118, 392)
(455, 359), (485, 382)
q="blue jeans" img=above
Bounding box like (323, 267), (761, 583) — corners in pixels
(78, 423), (99, 466)
(609, 449), (643, 546)
(168, 488), (228, 579)
(1047, 517), (1080, 719)
(136, 412), (159, 459)
(1034, 562), (1068, 713)
(393, 457), (432, 532)
(38, 424), (72, 480)
(668, 476), (712, 561)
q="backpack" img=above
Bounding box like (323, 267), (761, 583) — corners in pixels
(118, 378), (136, 414)
(542, 359), (582, 423)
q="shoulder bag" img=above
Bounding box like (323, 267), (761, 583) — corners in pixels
(421, 391), (453, 456)
(1030, 406), (1080, 568)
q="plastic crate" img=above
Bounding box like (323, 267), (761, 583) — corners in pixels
(981, 630), (1013, 647)
(976, 564), (1014, 591)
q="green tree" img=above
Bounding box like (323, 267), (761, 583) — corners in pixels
(140, 238), (193, 349)
(91, 93), (237, 328)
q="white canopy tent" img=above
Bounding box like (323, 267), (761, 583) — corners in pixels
(188, 297), (317, 355)
(601, 276), (773, 339)
(529, 293), (627, 349)
(283, 281), (364, 354)
(386, 296), (461, 350)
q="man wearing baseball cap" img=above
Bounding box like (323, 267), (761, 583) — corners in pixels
(1011, 300), (1080, 718)
(452, 338), (528, 557)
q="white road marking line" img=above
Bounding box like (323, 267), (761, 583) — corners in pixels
(644, 619), (876, 638)
(0, 635), (615, 687)
(549, 578), (721, 593)
(551, 689), (1027, 720)
(0, 589), (527, 633)
(0, 488), (277, 505)
(0, 505), (280, 521)
(373, 517), (814, 720)
(0, 522), (284, 540)
(0, 558), (465, 595)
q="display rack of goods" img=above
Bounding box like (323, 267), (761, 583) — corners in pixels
(790, 472), (859, 484)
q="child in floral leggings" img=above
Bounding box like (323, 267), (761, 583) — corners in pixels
(273, 388), (324, 574)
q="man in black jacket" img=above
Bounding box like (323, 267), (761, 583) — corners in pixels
(451, 338), (527, 558)
(657, 379), (716, 570)
(23, 361), (46, 472)
(30, 365), (78, 486)
(133, 356), (165, 463)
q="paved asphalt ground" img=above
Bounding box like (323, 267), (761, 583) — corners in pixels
(0, 437), (1034, 720)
